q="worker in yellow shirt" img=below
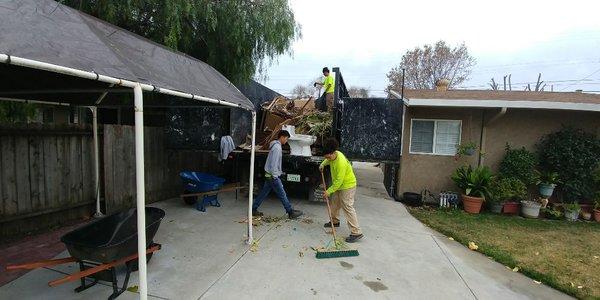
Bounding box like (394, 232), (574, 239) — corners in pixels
(319, 138), (363, 243)
(314, 67), (335, 111)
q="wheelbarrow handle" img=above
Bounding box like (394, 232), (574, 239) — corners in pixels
(48, 244), (162, 287)
(6, 257), (77, 271)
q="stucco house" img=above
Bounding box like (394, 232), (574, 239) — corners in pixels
(393, 83), (600, 197)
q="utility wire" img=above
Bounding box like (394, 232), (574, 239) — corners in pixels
(559, 67), (600, 91)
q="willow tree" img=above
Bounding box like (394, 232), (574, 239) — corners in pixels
(61, 0), (301, 83)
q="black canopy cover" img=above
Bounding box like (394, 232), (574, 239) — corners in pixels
(0, 0), (253, 110)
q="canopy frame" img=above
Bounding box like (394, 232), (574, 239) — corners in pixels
(0, 53), (257, 300)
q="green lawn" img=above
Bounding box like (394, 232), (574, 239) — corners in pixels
(408, 207), (600, 300)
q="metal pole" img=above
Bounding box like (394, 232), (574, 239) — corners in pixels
(133, 83), (148, 300)
(90, 107), (103, 218)
(247, 111), (257, 244)
(401, 68), (405, 100)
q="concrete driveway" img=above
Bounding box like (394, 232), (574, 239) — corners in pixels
(0, 163), (570, 299)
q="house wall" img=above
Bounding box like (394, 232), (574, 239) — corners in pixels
(397, 107), (483, 196)
(396, 107), (600, 196)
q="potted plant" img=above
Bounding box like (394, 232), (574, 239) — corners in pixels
(540, 206), (563, 220)
(487, 177), (525, 214)
(535, 170), (560, 198)
(563, 202), (581, 221)
(521, 200), (542, 219)
(456, 142), (477, 157)
(451, 165), (493, 214)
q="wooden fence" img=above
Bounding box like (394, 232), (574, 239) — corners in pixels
(0, 124), (95, 237)
(103, 125), (224, 213)
(0, 124), (226, 238)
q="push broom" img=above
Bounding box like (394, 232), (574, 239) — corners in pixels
(315, 171), (359, 259)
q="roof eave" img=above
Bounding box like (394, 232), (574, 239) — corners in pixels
(405, 98), (600, 112)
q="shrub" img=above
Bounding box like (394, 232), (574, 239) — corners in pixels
(451, 165), (494, 198)
(498, 144), (538, 186)
(488, 177), (528, 203)
(536, 127), (600, 202)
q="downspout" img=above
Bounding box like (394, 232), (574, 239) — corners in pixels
(479, 107), (507, 166)
(247, 111), (257, 243)
(90, 85), (113, 218)
(133, 83), (148, 300)
(90, 107), (102, 217)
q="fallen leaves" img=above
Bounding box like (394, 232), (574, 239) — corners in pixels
(533, 280), (541, 284)
(249, 240), (259, 253)
(512, 267), (519, 272)
(448, 237), (454, 241)
(127, 285), (139, 292)
(468, 242), (478, 251)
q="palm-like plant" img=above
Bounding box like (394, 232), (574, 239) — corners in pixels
(451, 165), (494, 198)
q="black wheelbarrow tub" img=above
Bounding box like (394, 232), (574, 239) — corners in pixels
(61, 207), (165, 263)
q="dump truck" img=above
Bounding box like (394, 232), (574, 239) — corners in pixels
(234, 67), (403, 201)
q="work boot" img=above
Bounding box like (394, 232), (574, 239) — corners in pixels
(252, 210), (264, 217)
(288, 209), (303, 219)
(323, 221), (340, 228)
(345, 234), (364, 243)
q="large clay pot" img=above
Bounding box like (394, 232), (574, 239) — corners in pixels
(462, 194), (484, 214)
(503, 202), (520, 215)
(594, 209), (600, 223)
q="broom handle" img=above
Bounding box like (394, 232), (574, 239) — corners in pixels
(321, 170), (338, 241)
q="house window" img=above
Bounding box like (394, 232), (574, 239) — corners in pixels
(410, 119), (461, 155)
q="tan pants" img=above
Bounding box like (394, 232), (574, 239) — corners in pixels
(325, 93), (334, 111)
(330, 187), (361, 235)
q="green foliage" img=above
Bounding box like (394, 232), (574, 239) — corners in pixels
(534, 169), (560, 185)
(536, 127), (600, 202)
(296, 111), (332, 141)
(498, 144), (538, 186)
(456, 141), (477, 157)
(488, 177), (527, 203)
(541, 207), (563, 220)
(60, 0), (301, 83)
(563, 201), (581, 212)
(451, 165), (494, 198)
(0, 102), (37, 123)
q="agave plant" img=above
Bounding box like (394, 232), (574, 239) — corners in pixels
(451, 165), (494, 198)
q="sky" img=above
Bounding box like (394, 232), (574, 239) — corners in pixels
(262, 0), (600, 97)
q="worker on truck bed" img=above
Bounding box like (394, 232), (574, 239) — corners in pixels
(319, 138), (363, 243)
(252, 130), (303, 219)
(314, 67), (335, 111)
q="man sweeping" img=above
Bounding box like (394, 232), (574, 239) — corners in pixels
(252, 130), (303, 219)
(319, 138), (363, 243)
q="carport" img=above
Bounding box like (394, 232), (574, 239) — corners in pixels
(0, 0), (258, 299)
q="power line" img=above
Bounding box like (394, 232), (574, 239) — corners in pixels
(559, 67), (600, 91)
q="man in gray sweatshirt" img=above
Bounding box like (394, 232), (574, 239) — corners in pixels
(252, 130), (303, 219)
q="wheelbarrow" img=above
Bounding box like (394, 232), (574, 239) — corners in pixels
(6, 207), (165, 300)
(180, 171), (225, 212)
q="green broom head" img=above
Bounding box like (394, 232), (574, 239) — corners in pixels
(315, 237), (359, 259)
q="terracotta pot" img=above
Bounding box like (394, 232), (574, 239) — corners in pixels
(462, 194), (484, 214)
(594, 209), (600, 223)
(503, 202), (520, 215)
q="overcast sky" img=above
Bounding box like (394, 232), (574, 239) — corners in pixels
(262, 0), (600, 97)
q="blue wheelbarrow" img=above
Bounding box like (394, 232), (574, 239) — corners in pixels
(180, 171), (226, 212)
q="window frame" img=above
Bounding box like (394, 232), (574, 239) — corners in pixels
(409, 118), (462, 156)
